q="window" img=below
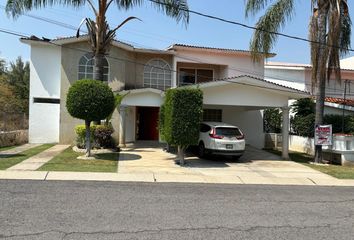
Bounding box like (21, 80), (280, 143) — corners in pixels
(203, 109), (222, 122)
(143, 59), (172, 91)
(78, 53), (109, 81)
(200, 123), (211, 133)
(179, 68), (213, 86)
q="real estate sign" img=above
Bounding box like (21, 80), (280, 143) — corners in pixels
(314, 125), (332, 146)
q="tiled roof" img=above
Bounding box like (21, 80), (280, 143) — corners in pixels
(196, 75), (310, 94)
(325, 97), (354, 107)
(266, 61), (354, 72)
(169, 44), (276, 57)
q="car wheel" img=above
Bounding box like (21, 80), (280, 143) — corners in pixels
(198, 142), (206, 158)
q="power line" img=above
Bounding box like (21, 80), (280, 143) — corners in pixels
(148, 0), (354, 53)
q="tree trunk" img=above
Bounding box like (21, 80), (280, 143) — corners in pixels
(178, 146), (185, 165)
(314, 4), (328, 164)
(85, 120), (92, 157)
(93, 53), (105, 81)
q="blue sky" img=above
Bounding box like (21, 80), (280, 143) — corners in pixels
(0, 0), (354, 64)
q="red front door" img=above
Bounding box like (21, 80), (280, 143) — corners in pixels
(137, 107), (159, 141)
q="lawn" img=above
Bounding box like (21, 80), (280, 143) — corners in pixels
(0, 144), (54, 170)
(38, 147), (119, 172)
(267, 149), (354, 179)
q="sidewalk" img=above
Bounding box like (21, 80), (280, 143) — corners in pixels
(6, 145), (69, 171)
(0, 143), (41, 155)
(1, 170), (354, 186)
(1, 143), (354, 186)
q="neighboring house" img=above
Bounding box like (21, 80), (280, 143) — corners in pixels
(265, 60), (354, 115)
(21, 35), (308, 154)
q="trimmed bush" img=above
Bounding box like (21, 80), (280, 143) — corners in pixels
(94, 125), (115, 148)
(75, 125), (97, 148)
(66, 79), (115, 122)
(161, 88), (203, 164)
(66, 79), (115, 156)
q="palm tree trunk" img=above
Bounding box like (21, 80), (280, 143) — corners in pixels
(314, 3), (328, 164)
(93, 53), (105, 81)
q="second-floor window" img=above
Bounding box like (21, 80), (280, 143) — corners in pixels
(179, 68), (213, 86)
(143, 59), (172, 91)
(78, 53), (109, 81)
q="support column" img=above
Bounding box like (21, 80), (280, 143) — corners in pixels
(119, 105), (127, 148)
(171, 57), (177, 87)
(282, 106), (290, 159)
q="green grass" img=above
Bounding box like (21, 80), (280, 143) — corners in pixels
(38, 147), (119, 172)
(0, 145), (17, 152)
(0, 144), (54, 170)
(266, 149), (354, 179)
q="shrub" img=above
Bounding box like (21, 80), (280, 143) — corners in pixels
(323, 114), (353, 134)
(94, 125), (115, 148)
(75, 124), (115, 149)
(66, 79), (115, 156)
(291, 113), (315, 137)
(161, 88), (203, 164)
(75, 125), (97, 148)
(263, 108), (282, 133)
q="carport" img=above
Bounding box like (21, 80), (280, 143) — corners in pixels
(118, 75), (309, 159)
(195, 75), (309, 159)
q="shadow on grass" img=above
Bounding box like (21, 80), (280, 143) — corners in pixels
(94, 153), (120, 161)
(0, 153), (26, 159)
(116, 153), (142, 161)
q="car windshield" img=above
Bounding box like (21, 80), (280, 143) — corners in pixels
(215, 127), (242, 137)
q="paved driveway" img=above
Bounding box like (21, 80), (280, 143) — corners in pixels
(118, 142), (336, 185)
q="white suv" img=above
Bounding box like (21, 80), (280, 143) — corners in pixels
(198, 122), (245, 159)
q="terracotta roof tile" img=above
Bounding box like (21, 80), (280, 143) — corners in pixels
(325, 97), (354, 107)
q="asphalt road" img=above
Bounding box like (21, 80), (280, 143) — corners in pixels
(0, 180), (354, 240)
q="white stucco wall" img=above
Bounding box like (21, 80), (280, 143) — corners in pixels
(219, 107), (264, 149)
(122, 91), (163, 107)
(28, 44), (61, 143)
(174, 50), (264, 79)
(264, 66), (306, 91)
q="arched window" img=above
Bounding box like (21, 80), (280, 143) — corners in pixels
(78, 53), (109, 81)
(143, 59), (172, 91)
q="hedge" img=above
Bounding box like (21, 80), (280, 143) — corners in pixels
(162, 88), (203, 147)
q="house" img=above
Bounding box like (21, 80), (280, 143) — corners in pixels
(265, 60), (354, 115)
(21, 35), (308, 158)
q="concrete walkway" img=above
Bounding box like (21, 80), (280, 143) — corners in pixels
(6, 145), (69, 171)
(0, 143), (41, 155)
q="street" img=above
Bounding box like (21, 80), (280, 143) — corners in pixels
(0, 180), (354, 239)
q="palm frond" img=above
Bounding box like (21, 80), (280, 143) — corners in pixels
(248, 0), (295, 60)
(6, 0), (86, 18)
(114, 0), (189, 25)
(245, 0), (270, 17)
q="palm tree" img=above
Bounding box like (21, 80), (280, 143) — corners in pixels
(6, 0), (189, 81)
(245, 0), (351, 163)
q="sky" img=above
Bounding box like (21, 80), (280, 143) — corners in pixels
(0, 0), (354, 64)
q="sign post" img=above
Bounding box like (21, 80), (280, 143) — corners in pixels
(314, 125), (333, 146)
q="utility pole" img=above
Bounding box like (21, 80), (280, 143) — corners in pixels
(342, 80), (348, 133)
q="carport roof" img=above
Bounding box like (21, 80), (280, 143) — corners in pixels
(194, 75), (310, 97)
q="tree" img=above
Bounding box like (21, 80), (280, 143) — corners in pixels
(66, 79), (115, 157)
(291, 98), (315, 117)
(161, 88), (203, 165)
(263, 108), (282, 133)
(7, 57), (30, 114)
(6, 0), (189, 81)
(0, 58), (6, 75)
(245, 0), (351, 163)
